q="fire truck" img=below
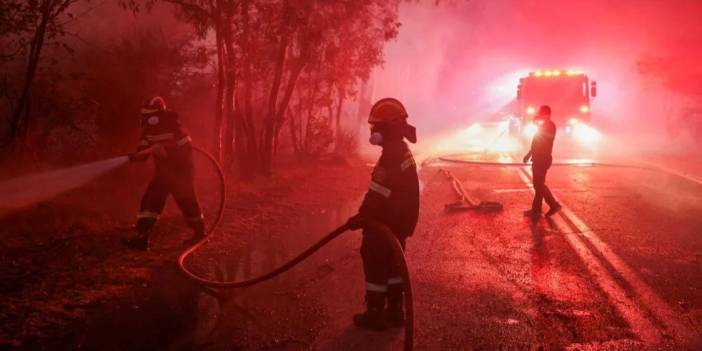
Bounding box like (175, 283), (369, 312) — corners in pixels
(513, 69), (599, 145)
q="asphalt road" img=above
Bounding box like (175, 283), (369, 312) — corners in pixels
(403, 152), (702, 350)
(189, 150), (702, 351)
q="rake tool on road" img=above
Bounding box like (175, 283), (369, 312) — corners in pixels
(440, 169), (503, 212)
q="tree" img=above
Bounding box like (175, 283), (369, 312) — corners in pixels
(0, 0), (85, 149)
(285, 0), (399, 158)
(156, 0), (401, 175)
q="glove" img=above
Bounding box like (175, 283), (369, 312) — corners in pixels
(346, 213), (366, 230)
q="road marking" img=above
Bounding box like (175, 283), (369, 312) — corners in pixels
(514, 168), (661, 344)
(641, 161), (702, 187)
(514, 163), (701, 348)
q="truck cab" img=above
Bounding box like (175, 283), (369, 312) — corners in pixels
(515, 70), (598, 143)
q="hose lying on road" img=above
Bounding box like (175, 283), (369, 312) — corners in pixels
(440, 169), (503, 212)
(438, 156), (646, 169)
(178, 147), (414, 351)
(436, 154), (702, 186)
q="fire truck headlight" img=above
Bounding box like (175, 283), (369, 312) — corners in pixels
(526, 106), (536, 115)
(568, 117), (579, 125)
(572, 123), (601, 145)
(523, 123), (538, 139)
(580, 105), (589, 113)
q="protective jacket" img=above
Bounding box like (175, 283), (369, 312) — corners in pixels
(359, 140), (419, 238)
(138, 110), (191, 151)
(134, 109), (203, 238)
(530, 119), (556, 163)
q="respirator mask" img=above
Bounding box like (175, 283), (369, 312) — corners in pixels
(369, 131), (384, 145)
(368, 122), (417, 146)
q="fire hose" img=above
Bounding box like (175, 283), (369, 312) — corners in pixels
(436, 154), (702, 186)
(180, 146), (415, 351)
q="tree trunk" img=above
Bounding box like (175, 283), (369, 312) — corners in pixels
(271, 61), (305, 155)
(356, 79), (372, 140)
(260, 33), (290, 174)
(10, 0), (51, 148)
(236, 0), (257, 178)
(213, 8), (226, 158)
(221, 11), (237, 165)
(289, 109), (300, 155)
(232, 90), (247, 172)
(334, 91), (345, 152)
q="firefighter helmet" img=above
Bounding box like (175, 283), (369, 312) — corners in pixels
(535, 105), (551, 120)
(141, 96), (167, 115)
(369, 98), (408, 124)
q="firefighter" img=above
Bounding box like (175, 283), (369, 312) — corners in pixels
(346, 98), (420, 331)
(523, 105), (562, 219)
(122, 96), (205, 251)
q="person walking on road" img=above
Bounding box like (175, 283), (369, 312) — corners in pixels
(523, 105), (562, 219)
(346, 98), (420, 331)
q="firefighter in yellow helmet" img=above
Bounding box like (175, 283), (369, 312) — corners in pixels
(347, 98), (420, 330)
(122, 96), (205, 251)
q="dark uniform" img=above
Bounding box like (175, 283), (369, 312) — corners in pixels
(359, 139), (419, 304)
(350, 97), (419, 330)
(128, 103), (205, 249)
(529, 118), (559, 213)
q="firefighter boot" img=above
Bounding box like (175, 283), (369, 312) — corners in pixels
(122, 235), (150, 251)
(122, 217), (155, 251)
(545, 203), (562, 217)
(386, 283), (404, 327)
(183, 217), (206, 247)
(353, 291), (386, 331)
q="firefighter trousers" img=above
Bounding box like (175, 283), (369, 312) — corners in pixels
(361, 227), (406, 298)
(136, 149), (204, 236)
(531, 159), (558, 212)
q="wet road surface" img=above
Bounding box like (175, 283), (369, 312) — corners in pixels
(193, 152), (702, 351)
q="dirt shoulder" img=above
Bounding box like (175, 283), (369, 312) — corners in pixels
(0, 157), (369, 350)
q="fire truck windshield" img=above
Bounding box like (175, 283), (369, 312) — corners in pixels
(522, 77), (590, 123)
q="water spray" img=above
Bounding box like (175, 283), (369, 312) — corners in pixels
(0, 146), (414, 350)
(0, 156), (130, 215)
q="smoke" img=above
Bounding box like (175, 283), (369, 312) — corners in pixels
(0, 156), (129, 216)
(371, 0), (702, 157)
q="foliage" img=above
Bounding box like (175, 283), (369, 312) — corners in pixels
(0, 0), (85, 148)
(165, 0), (401, 175)
(0, 0), (402, 173)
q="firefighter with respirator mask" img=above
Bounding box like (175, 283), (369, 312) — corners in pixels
(122, 96), (205, 251)
(347, 98), (420, 331)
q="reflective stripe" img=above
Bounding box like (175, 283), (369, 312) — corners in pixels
(139, 140), (150, 146)
(400, 157), (416, 171)
(141, 108), (159, 114)
(146, 133), (175, 142)
(366, 282), (388, 292)
(388, 277), (403, 285)
(369, 181), (392, 198)
(176, 136), (192, 146)
(137, 211), (160, 219)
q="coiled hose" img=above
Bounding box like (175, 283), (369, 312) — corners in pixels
(180, 146), (414, 351)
